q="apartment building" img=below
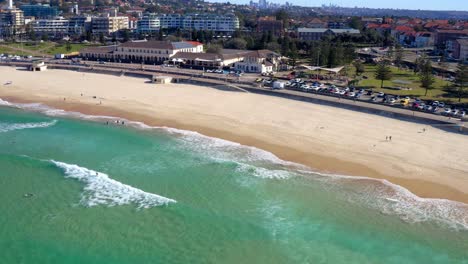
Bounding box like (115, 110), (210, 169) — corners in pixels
(20, 4), (59, 18)
(92, 16), (129, 35)
(136, 13), (239, 33)
(136, 13), (160, 34)
(32, 18), (69, 36)
(0, 8), (25, 37)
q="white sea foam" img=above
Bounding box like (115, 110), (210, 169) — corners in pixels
(235, 162), (292, 180)
(1, 98), (467, 230)
(300, 170), (468, 231)
(51, 160), (176, 209)
(0, 98), (12, 106)
(0, 120), (57, 133)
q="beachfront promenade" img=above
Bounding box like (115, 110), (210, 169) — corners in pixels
(1, 61), (465, 132)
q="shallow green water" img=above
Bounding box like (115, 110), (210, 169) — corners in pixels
(0, 103), (467, 264)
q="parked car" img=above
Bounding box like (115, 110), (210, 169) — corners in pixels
(450, 109), (459, 116)
(377, 92), (385, 98)
(457, 111), (466, 118)
(388, 97), (396, 104)
(442, 108), (452, 116)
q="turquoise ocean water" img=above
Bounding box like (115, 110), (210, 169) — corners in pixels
(0, 98), (467, 264)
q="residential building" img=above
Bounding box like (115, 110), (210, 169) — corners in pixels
(137, 13), (160, 34)
(234, 49), (280, 73)
(0, 7), (24, 37)
(457, 39), (468, 63)
(434, 29), (468, 48)
(137, 13), (239, 33)
(257, 16), (283, 36)
(20, 4), (59, 18)
(32, 18), (69, 36)
(414, 32), (434, 48)
(68, 16), (91, 35)
(158, 14), (182, 29)
(297, 28), (360, 41)
(80, 40), (203, 63)
(305, 18), (326, 28)
(450, 38), (468, 62)
(91, 16), (129, 35)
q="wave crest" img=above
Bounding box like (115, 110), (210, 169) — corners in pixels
(0, 120), (57, 133)
(51, 160), (176, 209)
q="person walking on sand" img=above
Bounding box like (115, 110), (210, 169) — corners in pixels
(386, 136), (388, 141)
(389, 136), (392, 141)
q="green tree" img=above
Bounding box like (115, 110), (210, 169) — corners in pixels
(225, 38), (247, 50)
(349, 16), (363, 30)
(99, 33), (105, 44)
(275, 9), (289, 29)
(451, 63), (468, 102)
(353, 60), (365, 76)
(206, 44), (222, 54)
(394, 44), (403, 68)
(65, 41), (72, 52)
(122, 29), (130, 42)
(419, 59), (435, 96)
(375, 62), (393, 88)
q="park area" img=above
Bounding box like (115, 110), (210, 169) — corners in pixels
(0, 41), (98, 57)
(351, 64), (467, 104)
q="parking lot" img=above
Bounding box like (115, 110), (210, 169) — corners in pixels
(257, 78), (466, 120)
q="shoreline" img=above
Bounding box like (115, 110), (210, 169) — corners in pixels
(1, 67), (467, 204)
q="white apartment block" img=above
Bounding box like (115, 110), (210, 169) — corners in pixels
(136, 13), (239, 33)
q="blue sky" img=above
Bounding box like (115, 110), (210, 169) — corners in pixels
(215, 0), (468, 11)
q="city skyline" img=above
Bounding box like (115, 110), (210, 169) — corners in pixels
(214, 0), (468, 11)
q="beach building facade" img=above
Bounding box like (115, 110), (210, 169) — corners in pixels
(80, 40), (204, 63)
(171, 49), (249, 69)
(234, 50), (280, 73)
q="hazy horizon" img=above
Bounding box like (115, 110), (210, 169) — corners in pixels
(208, 0), (468, 12)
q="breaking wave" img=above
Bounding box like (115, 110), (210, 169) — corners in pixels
(0, 120), (57, 133)
(51, 160), (176, 209)
(1, 98), (467, 230)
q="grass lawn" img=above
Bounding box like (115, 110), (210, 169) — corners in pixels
(45, 43), (98, 55)
(0, 45), (16, 55)
(353, 64), (467, 104)
(1, 42), (98, 56)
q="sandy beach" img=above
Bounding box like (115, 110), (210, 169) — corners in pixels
(1, 66), (467, 203)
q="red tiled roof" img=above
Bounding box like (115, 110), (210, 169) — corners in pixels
(366, 23), (380, 29)
(184, 41), (203, 47)
(394, 25), (413, 32)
